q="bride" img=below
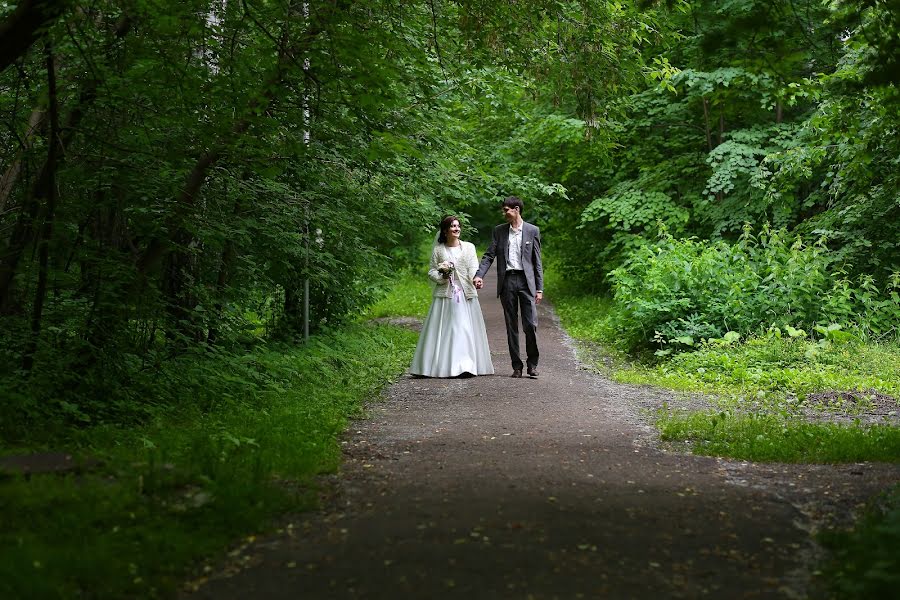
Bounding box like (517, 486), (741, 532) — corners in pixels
(409, 215), (494, 378)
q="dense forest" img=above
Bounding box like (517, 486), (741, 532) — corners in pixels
(1, 0), (897, 427)
(1, 1), (898, 596)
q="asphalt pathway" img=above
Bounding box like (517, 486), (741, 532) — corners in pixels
(188, 271), (899, 599)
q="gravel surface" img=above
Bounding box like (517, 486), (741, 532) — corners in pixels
(186, 272), (900, 599)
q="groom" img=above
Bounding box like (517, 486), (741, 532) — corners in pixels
(473, 196), (543, 378)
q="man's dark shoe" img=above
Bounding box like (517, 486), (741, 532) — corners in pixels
(511, 369), (522, 378)
(527, 366), (539, 378)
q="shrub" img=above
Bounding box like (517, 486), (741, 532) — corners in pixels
(607, 226), (899, 352)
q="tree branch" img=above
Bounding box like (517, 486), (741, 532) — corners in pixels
(0, 0), (69, 73)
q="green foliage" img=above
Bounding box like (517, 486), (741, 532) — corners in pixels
(821, 485), (900, 599)
(5, 0), (898, 593)
(0, 0), (684, 406)
(365, 269), (433, 320)
(606, 227), (899, 352)
(765, 42), (900, 280)
(656, 411), (900, 463)
(550, 265), (900, 403)
(619, 335), (900, 402)
(543, 267), (616, 342)
(0, 323), (418, 599)
(535, 0), (899, 292)
(555, 267), (900, 468)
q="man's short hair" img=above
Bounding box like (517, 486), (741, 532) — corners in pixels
(502, 196), (524, 213)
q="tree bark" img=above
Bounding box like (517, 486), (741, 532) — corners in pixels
(0, 0), (69, 73)
(0, 85), (93, 313)
(0, 108), (45, 213)
(283, 285), (303, 334)
(718, 112), (724, 146)
(206, 237), (236, 345)
(22, 44), (59, 371)
(207, 195), (242, 345)
(701, 96), (713, 152)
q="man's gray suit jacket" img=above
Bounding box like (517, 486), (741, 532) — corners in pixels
(475, 222), (543, 298)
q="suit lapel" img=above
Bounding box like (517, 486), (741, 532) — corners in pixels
(519, 223), (528, 264)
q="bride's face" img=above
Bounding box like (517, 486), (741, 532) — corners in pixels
(446, 220), (461, 242)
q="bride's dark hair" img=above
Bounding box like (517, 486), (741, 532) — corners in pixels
(437, 215), (460, 244)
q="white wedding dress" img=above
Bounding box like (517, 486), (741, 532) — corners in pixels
(410, 245), (494, 377)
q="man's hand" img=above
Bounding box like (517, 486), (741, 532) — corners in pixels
(536, 291), (543, 304)
(473, 276), (484, 289)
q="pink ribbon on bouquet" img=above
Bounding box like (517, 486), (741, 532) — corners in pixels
(449, 273), (463, 303)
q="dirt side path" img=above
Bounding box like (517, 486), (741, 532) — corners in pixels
(188, 272), (899, 599)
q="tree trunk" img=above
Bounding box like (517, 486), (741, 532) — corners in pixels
(161, 229), (204, 344)
(718, 112), (724, 146)
(0, 108), (45, 213)
(701, 96), (713, 152)
(0, 86), (92, 313)
(207, 196), (241, 345)
(206, 239), (236, 345)
(0, 0), (69, 73)
(135, 10), (325, 332)
(23, 44), (59, 371)
(283, 285), (303, 334)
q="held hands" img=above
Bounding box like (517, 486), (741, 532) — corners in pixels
(471, 275), (540, 301)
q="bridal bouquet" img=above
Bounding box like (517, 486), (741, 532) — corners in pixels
(437, 260), (464, 303)
(436, 260), (455, 278)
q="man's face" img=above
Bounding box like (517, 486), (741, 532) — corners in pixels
(502, 206), (519, 224)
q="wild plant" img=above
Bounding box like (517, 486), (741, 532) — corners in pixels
(607, 225), (898, 352)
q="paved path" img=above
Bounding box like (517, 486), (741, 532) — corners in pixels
(189, 272), (898, 599)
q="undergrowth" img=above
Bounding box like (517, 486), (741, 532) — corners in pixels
(365, 268), (433, 320)
(656, 411), (900, 463)
(548, 257), (900, 597)
(821, 485), (900, 598)
(608, 226), (899, 353)
(0, 324), (418, 600)
(547, 262), (900, 463)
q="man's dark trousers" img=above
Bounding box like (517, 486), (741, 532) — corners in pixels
(501, 270), (538, 371)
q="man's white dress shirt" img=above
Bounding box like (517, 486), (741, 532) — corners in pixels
(507, 225), (523, 270)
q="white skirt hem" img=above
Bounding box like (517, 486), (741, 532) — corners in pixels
(409, 296), (494, 378)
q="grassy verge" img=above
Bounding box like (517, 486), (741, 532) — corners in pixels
(548, 268), (900, 596)
(820, 484), (900, 599)
(546, 268), (900, 463)
(614, 337), (900, 402)
(656, 411), (900, 463)
(0, 323), (418, 599)
(365, 268), (432, 319)
(549, 268), (900, 595)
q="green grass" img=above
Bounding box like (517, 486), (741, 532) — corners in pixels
(548, 278), (900, 404)
(820, 484), (900, 599)
(0, 323), (418, 600)
(615, 337), (900, 402)
(365, 268), (433, 319)
(657, 411), (900, 463)
(547, 268), (900, 462)
(549, 267), (900, 593)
